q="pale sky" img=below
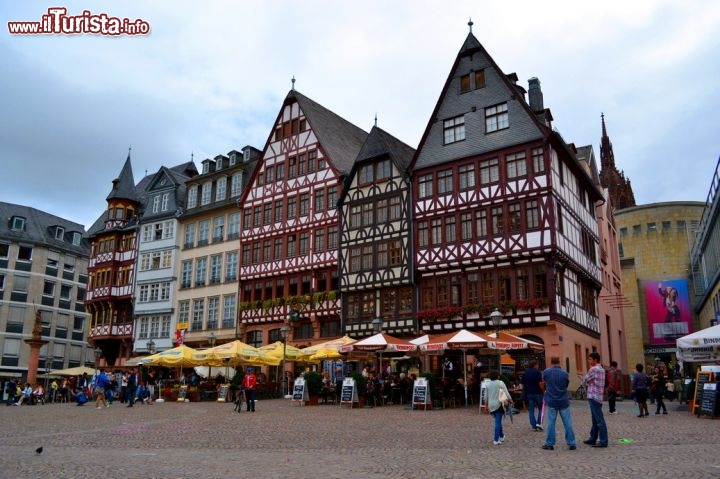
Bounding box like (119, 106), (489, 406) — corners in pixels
(2, 1), (719, 229)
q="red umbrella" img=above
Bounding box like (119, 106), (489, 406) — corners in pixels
(487, 331), (543, 351)
(342, 333), (417, 353)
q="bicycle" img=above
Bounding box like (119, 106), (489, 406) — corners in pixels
(574, 375), (587, 400)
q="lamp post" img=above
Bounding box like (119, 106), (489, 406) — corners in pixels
(280, 325), (291, 397)
(371, 317), (383, 375)
(489, 308), (503, 372)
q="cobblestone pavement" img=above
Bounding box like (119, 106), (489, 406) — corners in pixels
(1, 397), (718, 479)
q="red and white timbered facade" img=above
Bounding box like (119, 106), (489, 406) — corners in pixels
(238, 91), (367, 346)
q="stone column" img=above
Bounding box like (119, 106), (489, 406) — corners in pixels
(24, 310), (48, 386)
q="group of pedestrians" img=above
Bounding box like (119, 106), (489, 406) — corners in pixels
(486, 352), (616, 450)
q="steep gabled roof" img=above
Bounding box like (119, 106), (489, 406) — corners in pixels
(341, 126), (415, 201)
(411, 32), (549, 170)
(291, 90), (367, 175)
(106, 155), (138, 202)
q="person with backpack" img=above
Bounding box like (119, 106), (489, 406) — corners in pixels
(606, 361), (621, 414)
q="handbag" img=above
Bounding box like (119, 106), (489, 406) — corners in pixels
(498, 387), (510, 407)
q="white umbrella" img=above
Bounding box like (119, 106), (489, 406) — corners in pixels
(676, 324), (720, 362)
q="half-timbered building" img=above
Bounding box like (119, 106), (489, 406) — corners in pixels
(338, 126), (416, 337)
(238, 89), (367, 366)
(410, 27), (604, 376)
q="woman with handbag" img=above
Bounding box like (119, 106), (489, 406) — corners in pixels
(486, 370), (513, 445)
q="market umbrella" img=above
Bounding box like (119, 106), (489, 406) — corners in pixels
(486, 331), (544, 351)
(258, 341), (306, 362)
(50, 366), (97, 377)
(676, 324), (720, 362)
(341, 333), (417, 375)
(193, 340), (279, 367)
(300, 335), (355, 359)
(418, 329), (491, 406)
(142, 345), (203, 367)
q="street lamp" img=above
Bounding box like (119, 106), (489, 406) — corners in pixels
(280, 325), (291, 397)
(489, 308), (503, 372)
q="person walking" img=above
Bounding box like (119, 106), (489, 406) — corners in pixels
(521, 360), (544, 431)
(540, 356), (576, 450)
(486, 370), (512, 446)
(631, 363), (650, 418)
(93, 370), (110, 409)
(583, 352), (608, 448)
(126, 368), (137, 407)
(242, 367), (257, 412)
(651, 366), (668, 415)
(606, 361), (621, 414)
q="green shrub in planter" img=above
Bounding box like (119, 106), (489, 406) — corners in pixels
(304, 371), (324, 395)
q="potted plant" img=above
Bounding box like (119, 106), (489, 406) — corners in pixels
(303, 371), (323, 405)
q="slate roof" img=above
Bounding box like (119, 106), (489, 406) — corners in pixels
(356, 126), (415, 171)
(106, 155), (137, 202)
(0, 201), (89, 255)
(290, 90), (368, 175)
(412, 32), (548, 170)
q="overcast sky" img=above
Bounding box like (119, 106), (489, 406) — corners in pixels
(2, 1), (719, 230)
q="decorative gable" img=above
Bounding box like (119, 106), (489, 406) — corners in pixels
(413, 33), (547, 171)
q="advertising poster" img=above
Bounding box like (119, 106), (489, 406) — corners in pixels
(644, 279), (692, 345)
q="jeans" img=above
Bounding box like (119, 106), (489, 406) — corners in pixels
(492, 409), (504, 442)
(544, 405), (576, 447)
(608, 390), (617, 413)
(245, 389), (256, 411)
(526, 393), (543, 428)
(587, 399), (608, 446)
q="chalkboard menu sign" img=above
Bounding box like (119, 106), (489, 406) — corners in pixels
(699, 382), (719, 417)
(217, 384), (229, 402)
(339, 378), (357, 407)
(177, 385), (188, 402)
(292, 378), (308, 405)
(412, 378), (430, 410)
(692, 371), (714, 415)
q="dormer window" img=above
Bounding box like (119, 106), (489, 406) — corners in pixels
(71, 232), (82, 246)
(243, 149), (251, 161)
(202, 162), (210, 174)
(54, 227), (65, 240)
(229, 153), (236, 166)
(11, 216), (25, 231)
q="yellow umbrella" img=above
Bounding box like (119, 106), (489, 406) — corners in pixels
(299, 335), (357, 358)
(258, 341), (306, 362)
(307, 347), (345, 362)
(193, 340), (279, 367)
(142, 345), (203, 367)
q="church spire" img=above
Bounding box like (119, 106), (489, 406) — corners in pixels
(598, 113), (636, 209)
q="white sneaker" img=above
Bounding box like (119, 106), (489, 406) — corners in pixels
(493, 440), (501, 445)
(499, 436), (505, 443)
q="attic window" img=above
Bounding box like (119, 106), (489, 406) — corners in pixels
(54, 227), (65, 240)
(443, 115), (465, 144)
(71, 232), (82, 246)
(229, 154), (236, 166)
(485, 103), (509, 133)
(460, 74), (471, 93)
(11, 216), (25, 231)
(474, 70), (486, 89)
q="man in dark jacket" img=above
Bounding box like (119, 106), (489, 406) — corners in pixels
(126, 368), (137, 407)
(541, 357), (576, 451)
(521, 360), (544, 431)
